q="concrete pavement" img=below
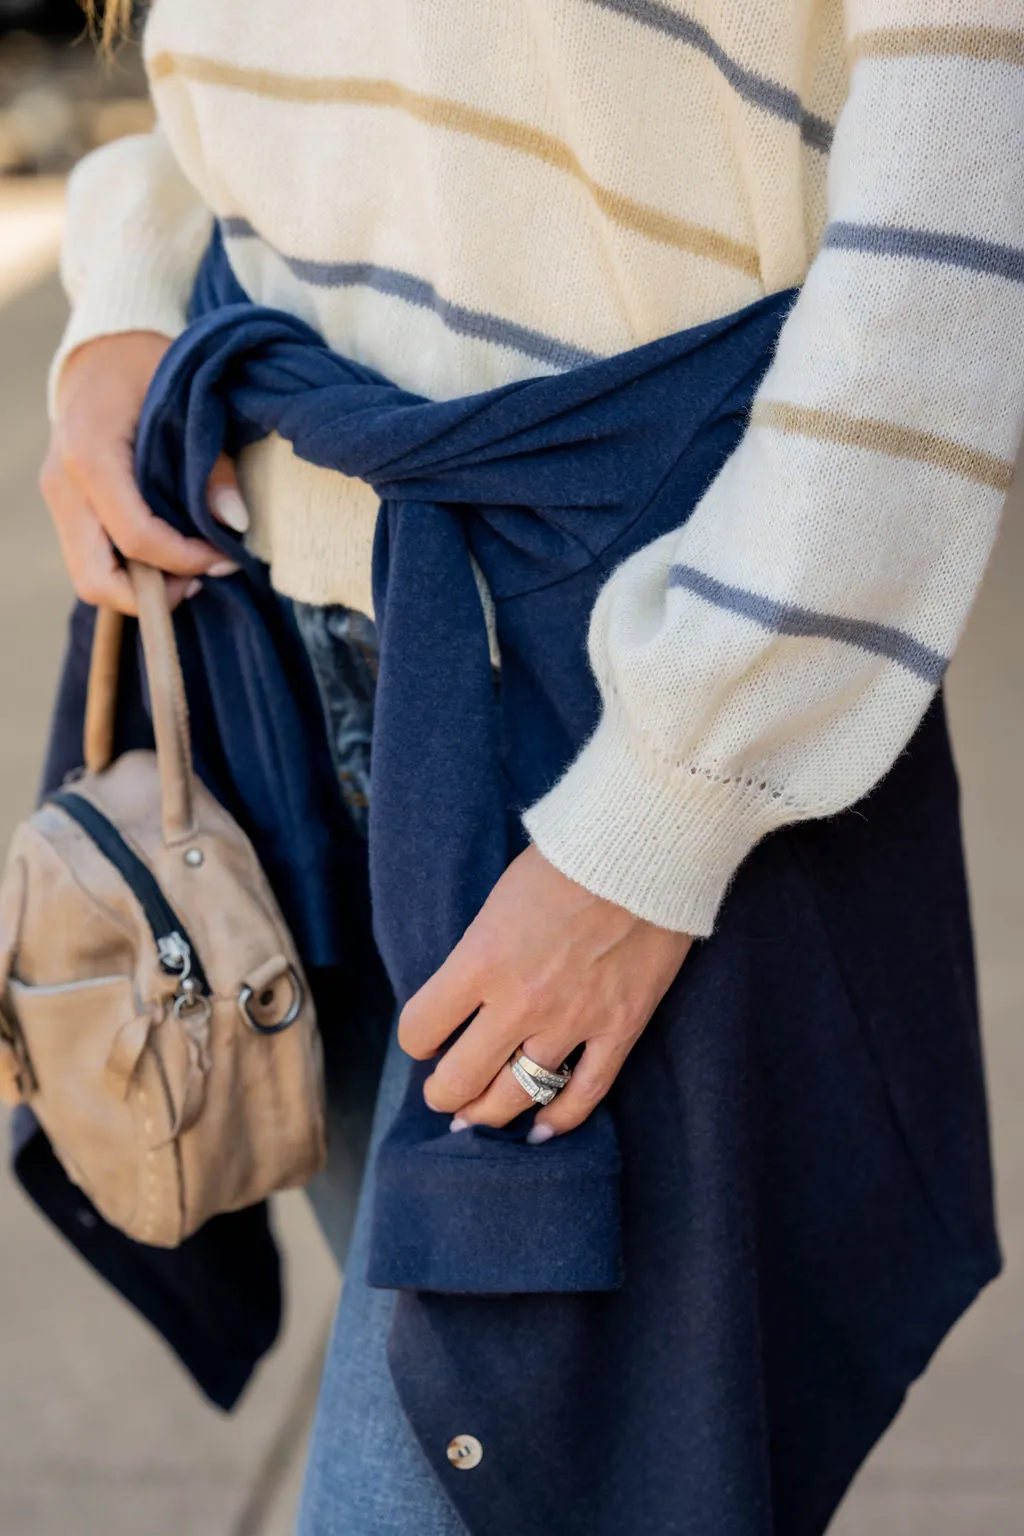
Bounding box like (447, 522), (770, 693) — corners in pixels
(0, 234), (1021, 1534)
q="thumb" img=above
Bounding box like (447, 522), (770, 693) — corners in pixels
(206, 455), (249, 534)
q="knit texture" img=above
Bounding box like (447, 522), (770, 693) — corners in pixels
(52, 0), (1024, 934)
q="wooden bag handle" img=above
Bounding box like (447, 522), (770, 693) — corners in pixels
(83, 562), (196, 844)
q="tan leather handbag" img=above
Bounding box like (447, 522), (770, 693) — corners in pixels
(0, 562), (326, 1247)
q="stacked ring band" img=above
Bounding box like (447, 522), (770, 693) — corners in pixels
(509, 1048), (572, 1107)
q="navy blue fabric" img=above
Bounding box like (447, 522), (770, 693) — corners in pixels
(40, 429), (365, 976)
(12, 1104), (281, 1410)
(11, 962), (365, 1409)
(390, 699), (1001, 1536)
(16, 229), (1001, 1533)
(50, 226), (805, 1299)
(155, 231), (804, 1295)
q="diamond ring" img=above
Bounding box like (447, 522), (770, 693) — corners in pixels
(509, 1047), (572, 1107)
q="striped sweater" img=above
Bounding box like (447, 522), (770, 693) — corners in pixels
(52, 0), (1024, 936)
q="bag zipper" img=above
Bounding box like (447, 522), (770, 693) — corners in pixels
(46, 790), (210, 999)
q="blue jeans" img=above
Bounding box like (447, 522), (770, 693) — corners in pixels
(297, 1025), (469, 1536)
(293, 597), (465, 1532)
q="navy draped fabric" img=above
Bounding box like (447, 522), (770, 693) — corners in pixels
(60, 229), (807, 1296)
(19, 229), (1001, 1531)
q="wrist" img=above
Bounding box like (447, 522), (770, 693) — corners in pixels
(57, 331), (173, 414)
(524, 711), (796, 938)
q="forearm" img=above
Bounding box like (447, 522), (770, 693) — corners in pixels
(49, 126), (214, 416)
(526, 0), (1024, 935)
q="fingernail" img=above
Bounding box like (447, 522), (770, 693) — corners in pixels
(207, 559), (241, 578)
(527, 1123), (555, 1145)
(184, 578), (202, 600)
(209, 485), (249, 533)
(449, 1116), (470, 1134)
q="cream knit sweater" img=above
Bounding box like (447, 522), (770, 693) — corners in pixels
(53, 0), (1024, 936)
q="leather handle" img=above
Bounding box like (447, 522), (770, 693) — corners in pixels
(83, 605), (124, 776)
(83, 563), (197, 844)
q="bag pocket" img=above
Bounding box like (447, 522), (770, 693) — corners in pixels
(8, 974), (178, 1239)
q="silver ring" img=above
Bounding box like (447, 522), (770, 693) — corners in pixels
(238, 966), (305, 1035)
(510, 1048), (572, 1107)
(513, 1048), (571, 1091)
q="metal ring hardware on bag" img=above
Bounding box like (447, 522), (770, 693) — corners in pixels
(5, 557), (326, 1248)
(87, 570), (307, 1039)
(238, 966), (306, 1035)
(510, 1047), (572, 1107)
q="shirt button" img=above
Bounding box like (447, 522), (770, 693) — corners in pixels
(446, 1434), (484, 1470)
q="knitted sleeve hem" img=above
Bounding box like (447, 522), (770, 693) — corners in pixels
(522, 712), (799, 937)
(48, 247), (197, 418)
(48, 130), (214, 418)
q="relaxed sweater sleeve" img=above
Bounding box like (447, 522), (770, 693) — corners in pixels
(524, 1), (1024, 937)
(48, 126), (213, 417)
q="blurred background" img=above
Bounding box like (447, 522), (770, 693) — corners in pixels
(0, 11), (1022, 1535)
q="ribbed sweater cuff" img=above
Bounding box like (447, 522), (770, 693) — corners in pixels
(47, 244), (196, 420)
(523, 712), (797, 937)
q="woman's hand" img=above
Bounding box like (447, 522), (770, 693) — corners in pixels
(40, 330), (250, 613)
(399, 845), (692, 1142)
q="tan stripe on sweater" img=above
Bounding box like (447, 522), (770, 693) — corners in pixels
(149, 51), (760, 278)
(752, 401), (1015, 491)
(850, 26), (1024, 69)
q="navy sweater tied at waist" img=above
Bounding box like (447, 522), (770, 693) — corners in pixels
(21, 233), (1002, 1536)
(57, 228), (795, 1298)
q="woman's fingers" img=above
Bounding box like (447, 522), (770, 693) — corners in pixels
(421, 1000), (541, 1114)
(41, 454), (138, 613)
(163, 574), (204, 610)
(398, 932), (488, 1062)
(42, 450), (205, 614)
(42, 436), (241, 611)
(446, 1031), (633, 1138)
(445, 1031), (578, 1129)
(528, 1035), (634, 1141)
(404, 846), (692, 1138)
(207, 454), (250, 533)
(42, 330), (233, 605)
(61, 438), (232, 577)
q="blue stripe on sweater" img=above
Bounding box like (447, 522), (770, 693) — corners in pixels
(583, 0), (834, 152)
(219, 218), (599, 373)
(669, 564), (948, 683)
(825, 221), (1024, 285)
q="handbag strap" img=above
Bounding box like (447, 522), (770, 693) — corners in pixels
(83, 562), (197, 845)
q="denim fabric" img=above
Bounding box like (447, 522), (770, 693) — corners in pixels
(293, 601), (386, 1267)
(293, 604), (462, 1530)
(302, 968), (390, 1271)
(292, 603), (378, 839)
(298, 1028), (467, 1536)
